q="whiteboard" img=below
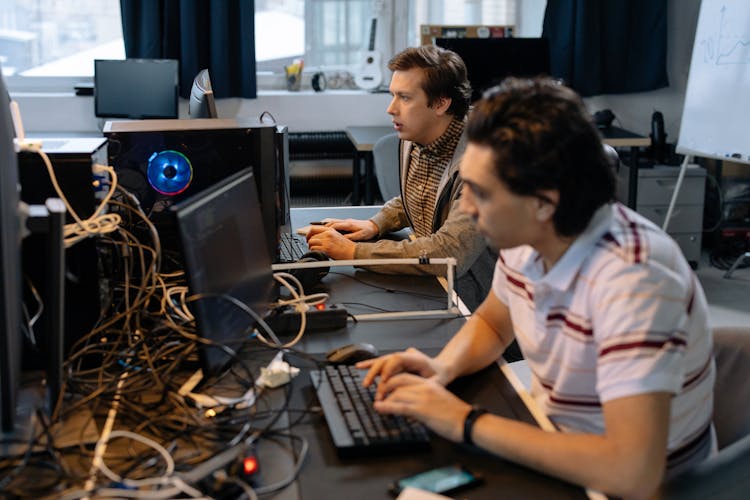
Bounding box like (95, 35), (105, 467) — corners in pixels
(677, 0), (750, 165)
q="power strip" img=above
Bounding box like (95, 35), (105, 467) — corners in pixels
(266, 305), (348, 335)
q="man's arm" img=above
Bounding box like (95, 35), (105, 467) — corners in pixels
(468, 391), (670, 499)
(376, 364), (670, 499)
(432, 290), (515, 383)
(305, 196), (410, 260)
(364, 291), (514, 395)
(354, 197), (487, 276)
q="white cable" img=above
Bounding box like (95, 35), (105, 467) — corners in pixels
(82, 368), (130, 498)
(95, 430), (175, 487)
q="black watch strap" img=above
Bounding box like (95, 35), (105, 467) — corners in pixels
(463, 406), (488, 446)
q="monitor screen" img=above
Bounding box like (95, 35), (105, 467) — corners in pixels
(189, 69), (218, 119)
(0, 63), (23, 431)
(172, 168), (275, 377)
(95, 59), (179, 119)
(435, 37), (551, 102)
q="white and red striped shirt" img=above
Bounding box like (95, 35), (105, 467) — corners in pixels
(493, 203), (715, 473)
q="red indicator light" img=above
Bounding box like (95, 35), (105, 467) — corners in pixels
(243, 456), (259, 475)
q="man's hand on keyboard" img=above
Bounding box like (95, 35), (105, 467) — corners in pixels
(372, 373), (472, 443)
(306, 225), (356, 259)
(324, 218), (379, 241)
(357, 347), (445, 401)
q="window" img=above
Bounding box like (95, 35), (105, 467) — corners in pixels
(2, 0), (517, 91)
(0, 0), (124, 81)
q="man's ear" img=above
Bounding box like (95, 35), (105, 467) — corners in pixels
(535, 190), (559, 222)
(432, 96), (452, 116)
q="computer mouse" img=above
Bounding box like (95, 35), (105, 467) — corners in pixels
(326, 342), (379, 365)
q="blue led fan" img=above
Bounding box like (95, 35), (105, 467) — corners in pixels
(146, 150), (193, 195)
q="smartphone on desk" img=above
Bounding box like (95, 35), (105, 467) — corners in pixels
(389, 464), (483, 497)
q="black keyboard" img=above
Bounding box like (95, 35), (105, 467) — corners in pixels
(279, 232), (308, 262)
(311, 365), (431, 457)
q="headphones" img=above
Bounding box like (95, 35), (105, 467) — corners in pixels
(291, 251), (330, 291)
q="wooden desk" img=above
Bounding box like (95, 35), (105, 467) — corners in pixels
(600, 126), (651, 209)
(346, 126), (394, 205)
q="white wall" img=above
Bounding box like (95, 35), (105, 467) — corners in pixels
(13, 90), (394, 134)
(13, 0), (700, 140)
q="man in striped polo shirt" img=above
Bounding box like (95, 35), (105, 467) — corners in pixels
(359, 77), (715, 498)
(306, 45), (498, 314)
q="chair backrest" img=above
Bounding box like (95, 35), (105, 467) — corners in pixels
(659, 327), (750, 498)
(372, 132), (400, 202)
(711, 326), (750, 449)
(603, 143), (621, 172)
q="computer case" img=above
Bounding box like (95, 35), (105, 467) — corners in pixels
(17, 138), (107, 368)
(103, 119), (287, 264)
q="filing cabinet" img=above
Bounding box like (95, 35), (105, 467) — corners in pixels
(618, 164), (706, 266)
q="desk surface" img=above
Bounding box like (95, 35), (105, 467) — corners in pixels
(600, 126), (650, 148)
(346, 126), (395, 152)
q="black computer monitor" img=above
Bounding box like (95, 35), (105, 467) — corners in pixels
(435, 37), (551, 102)
(172, 168), (275, 377)
(189, 69), (218, 119)
(94, 59), (179, 119)
(0, 63), (24, 432)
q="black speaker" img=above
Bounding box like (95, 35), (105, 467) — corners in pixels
(17, 138), (107, 366)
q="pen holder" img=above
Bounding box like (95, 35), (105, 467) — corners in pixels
(285, 65), (302, 91)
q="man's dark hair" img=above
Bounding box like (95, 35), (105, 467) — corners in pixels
(466, 77), (617, 237)
(388, 45), (472, 119)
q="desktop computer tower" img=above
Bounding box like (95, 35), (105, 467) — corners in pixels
(17, 138), (107, 369)
(103, 119), (286, 265)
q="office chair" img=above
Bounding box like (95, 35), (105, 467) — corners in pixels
(603, 143), (621, 173)
(660, 326), (750, 499)
(372, 132), (400, 202)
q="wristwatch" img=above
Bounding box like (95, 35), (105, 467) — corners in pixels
(463, 406), (488, 446)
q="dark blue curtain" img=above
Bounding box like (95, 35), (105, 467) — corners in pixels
(542, 0), (668, 97)
(120, 0), (256, 99)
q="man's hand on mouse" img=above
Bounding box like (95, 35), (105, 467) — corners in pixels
(306, 225), (356, 260)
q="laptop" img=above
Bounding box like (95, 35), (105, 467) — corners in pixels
(172, 168), (275, 377)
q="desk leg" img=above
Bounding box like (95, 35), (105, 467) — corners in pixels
(627, 146), (639, 209)
(364, 152), (374, 205)
(352, 154), (362, 205)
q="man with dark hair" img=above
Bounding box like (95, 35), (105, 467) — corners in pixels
(306, 45), (497, 313)
(359, 78), (715, 498)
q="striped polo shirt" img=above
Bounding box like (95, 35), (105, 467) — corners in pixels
(493, 202), (715, 474)
(404, 116), (464, 237)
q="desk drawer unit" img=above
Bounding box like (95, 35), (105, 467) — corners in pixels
(618, 164), (706, 266)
